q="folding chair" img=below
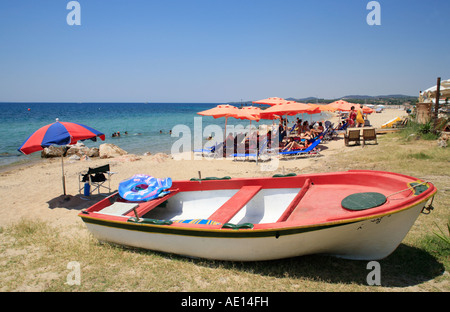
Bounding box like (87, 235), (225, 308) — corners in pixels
(79, 164), (116, 195)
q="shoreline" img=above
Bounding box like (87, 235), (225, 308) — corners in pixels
(0, 108), (406, 172)
(0, 108), (408, 228)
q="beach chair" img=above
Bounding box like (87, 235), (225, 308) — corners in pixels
(232, 138), (269, 162)
(344, 129), (361, 146)
(322, 123), (334, 141)
(328, 121), (348, 140)
(193, 141), (223, 158)
(393, 117), (408, 128)
(79, 164), (116, 195)
(288, 124), (298, 135)
(339, 121), (349, 131)
(362, 128), (377, 147)
(279, 138), (322, 159)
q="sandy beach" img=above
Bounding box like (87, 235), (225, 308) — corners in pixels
(0, 108), (408, 228)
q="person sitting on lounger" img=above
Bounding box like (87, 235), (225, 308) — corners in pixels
(281, 138), (311, 152)
(315, 122), (324, 134)
(223, 132), (235, 157)
(308, 123), (323, 138)
(295, 119), (302, 133)
(300, 121), (309, 134)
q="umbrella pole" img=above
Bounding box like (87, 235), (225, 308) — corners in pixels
(61, 155), (66, 195)
(224, 117), (229, 143)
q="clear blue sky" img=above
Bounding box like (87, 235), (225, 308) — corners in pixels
(0, 0), (449, 102)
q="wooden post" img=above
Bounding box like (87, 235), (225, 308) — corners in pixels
(434, 77), (441, 132)
(61, 155), (66, 195)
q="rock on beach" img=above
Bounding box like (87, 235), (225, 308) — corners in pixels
(99, 143), (128, 159)
(40, 142), (126, 159)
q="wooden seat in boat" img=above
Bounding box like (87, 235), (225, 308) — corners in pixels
(209, 185), (262, 224)
(125, 188), (180, 217)
(277, 178), (312, 222)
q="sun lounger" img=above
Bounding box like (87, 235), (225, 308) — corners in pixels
(233, 139), (268, 161)
(344, 129), (361, 146)
(279, 138), (322, 158)
(288, 124), (298, 135)
(326, 121), (348, 139)
(362, 128), (377, 146)
(193, 142), (223, 157)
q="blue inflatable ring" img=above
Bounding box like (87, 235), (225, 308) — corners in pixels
(119, 174), (172, 202)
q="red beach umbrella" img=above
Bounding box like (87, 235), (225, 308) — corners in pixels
(18, 119), (106, 195)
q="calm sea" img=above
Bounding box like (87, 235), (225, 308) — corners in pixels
(0, 102), (330, 167)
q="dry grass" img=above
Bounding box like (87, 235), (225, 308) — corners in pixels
(0, 132), (448, 292)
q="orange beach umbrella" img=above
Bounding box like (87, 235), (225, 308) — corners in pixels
(239, 106), (281, 121)
(308, 103), (337, 112)
(252, 97), (292, 106)
(197, 104), (240, 138)
(236, 106), (261, 122)
(197, 104), (239, 119)
(326, 100), (373, 114)
(260, 101), (320, 119)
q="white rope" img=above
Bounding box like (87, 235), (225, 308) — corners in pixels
(386, 181), (429, 199)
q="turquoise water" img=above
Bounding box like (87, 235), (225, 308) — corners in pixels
(0, 102), (330, 167)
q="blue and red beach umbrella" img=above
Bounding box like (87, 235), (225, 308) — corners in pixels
(18, 119), (106, 155)
(18, 119), (106, 195)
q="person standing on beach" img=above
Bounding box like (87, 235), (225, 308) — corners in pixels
(348, 106), (356, 127)
(356, 105), (365, 127)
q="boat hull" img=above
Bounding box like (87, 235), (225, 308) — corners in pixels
(82, 200), (426, 261)
(79, 170), (436, 261)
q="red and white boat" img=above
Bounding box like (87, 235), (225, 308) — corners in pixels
(79, 170), (436, 261)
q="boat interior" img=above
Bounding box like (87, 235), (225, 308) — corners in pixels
(86, 172), (431, 227)
(142, 187), (301, 224)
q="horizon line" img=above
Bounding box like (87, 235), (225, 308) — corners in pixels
(0, 94), (419, 104)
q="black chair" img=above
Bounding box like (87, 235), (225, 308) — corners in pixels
(79, 164), (116, 195)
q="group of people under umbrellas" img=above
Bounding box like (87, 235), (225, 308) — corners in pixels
(278, 118), (325, 152)
(219, 117), (325, 157)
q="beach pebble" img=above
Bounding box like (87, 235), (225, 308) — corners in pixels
(68, 154), (80, 161)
